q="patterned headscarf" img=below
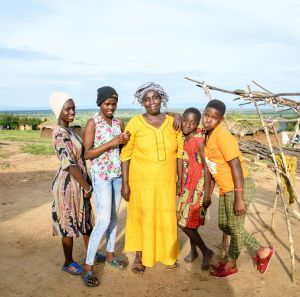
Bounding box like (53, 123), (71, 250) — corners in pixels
(134, 82), (169, 107)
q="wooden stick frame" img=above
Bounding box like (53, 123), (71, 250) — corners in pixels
(186, 77), (299, 282)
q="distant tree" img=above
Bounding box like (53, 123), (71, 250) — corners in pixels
(0, 114), (43, 130)
(0, 113), (19, 129)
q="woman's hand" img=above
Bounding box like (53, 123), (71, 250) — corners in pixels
(234, 198), (246, 216)
(173, 113), (182, 131)
(83, 186), (93, 199)
(202, 197), (211, 210)
(176, 178), (182, 196)
(121, 182), (130, 201)
(113, 133), (130, 146)
(124, 131), (131, 144)
(83, 191), (92, 199)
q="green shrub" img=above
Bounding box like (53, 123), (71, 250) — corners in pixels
(0, 113), (19, 129)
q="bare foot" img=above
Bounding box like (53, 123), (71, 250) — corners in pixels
(201, 249), (214, 271)
(257, 247), (271, 259)
(184, 249), (198, 263)
(166, 262), (180, 269)
(131, 252), (145, 274)
(131, 262), (145, 274)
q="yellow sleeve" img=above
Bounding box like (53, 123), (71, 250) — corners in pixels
(217, 127), (240, 161)
(176, 130), (183, 159)
(120, 117), (137, 161)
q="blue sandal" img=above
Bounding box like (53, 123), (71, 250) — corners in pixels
(106, 257), (127, 270)
(95, 252), (106, 263)
(62, 262), (83, 275)
(81, 271), (100, 287)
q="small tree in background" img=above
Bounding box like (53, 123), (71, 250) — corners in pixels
(0, 114), (43, 130)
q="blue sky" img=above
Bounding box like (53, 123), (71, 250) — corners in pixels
(0, 0), (299, 110)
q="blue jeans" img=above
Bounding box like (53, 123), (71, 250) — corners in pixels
(85, 171), (122, 265)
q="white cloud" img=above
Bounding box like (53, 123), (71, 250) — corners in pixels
(0, 0), (299, 108)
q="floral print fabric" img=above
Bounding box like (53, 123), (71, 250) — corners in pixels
(90, 112), (122, 180)
(177, 129), (206, 229)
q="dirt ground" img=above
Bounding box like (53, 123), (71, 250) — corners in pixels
(1, 140), (300, 297)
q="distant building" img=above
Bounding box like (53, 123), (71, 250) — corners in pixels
(38, 123), (82, 138)
(18, 124), (32, 131)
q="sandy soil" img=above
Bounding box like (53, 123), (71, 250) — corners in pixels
(1, 140), (300, 297)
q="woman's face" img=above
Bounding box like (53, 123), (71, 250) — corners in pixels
(142, 90), (161, 115)
(59, 99), (75, 123)
(100, 97), (118, 118)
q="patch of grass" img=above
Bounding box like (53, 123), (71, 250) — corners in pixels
(21, 143), (54, 155)
(0, 130), (51, 143)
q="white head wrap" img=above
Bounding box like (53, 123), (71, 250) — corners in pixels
(49, 92), (73, 119)
(134, 82), (169, 107)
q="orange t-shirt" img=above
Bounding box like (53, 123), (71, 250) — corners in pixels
(204, 124), (248, 194)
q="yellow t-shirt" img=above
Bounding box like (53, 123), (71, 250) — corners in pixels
(204, 124), (248, 194)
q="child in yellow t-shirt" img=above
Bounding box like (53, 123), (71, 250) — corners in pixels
(202, 99), (274, 278)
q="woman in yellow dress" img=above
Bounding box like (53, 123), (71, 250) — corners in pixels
(121, 82), (183, 273)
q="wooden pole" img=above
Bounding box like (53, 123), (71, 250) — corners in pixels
(283, 197), (296, 282)
(291, 119), (300, 147)
(254, 101), (296, 282)
(252, 80), (300, 116)
(253, 102), (282, 229)
(271, 189), (280, 231)
(185, 77), (300, 115)
(272, 121), (300, 210)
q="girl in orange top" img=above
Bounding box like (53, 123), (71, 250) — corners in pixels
(202, 99), (274, 278)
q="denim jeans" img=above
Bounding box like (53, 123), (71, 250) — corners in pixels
(85, 171), (122, 265)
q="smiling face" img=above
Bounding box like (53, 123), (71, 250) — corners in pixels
(181, 112), (199, 136)
(142, 90), (162, 115)
(59, 99), (76, 123)
(100, 97), (118, 119)
(202, 107), (223, 132)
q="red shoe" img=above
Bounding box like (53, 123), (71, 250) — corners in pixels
(210, 263), (238, 278)
(211, 260), (226, 271)
(256, 246), (275, 274)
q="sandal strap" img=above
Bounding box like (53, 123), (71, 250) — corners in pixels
(72, 262), (82, 269)
(109, 257), (126, 267)
(62, 261), (83, 274)
(95, 252), (106, 262)
(82, 271), (99, 284)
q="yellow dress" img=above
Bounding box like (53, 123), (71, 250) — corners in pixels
(121, 114), (183, 267)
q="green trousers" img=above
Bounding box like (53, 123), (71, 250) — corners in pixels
(218, 176), (260, 260)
